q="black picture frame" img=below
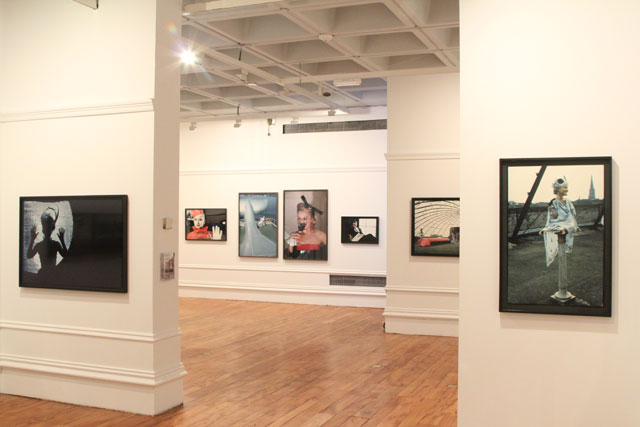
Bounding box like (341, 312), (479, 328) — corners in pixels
(499, 156), (612, 316)
(184, 208), (227, 241)
(411, 198), (460, 257)
(283, 189), (328, 260)
(341, 216), (379, 244)
(19, 195), (128, 293)
(238, 193), (278, 258)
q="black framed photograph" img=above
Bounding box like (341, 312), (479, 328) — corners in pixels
(19, 195), (128, 293)
(283, 190), (328, 260)
(185, 208), (226, 241)
(239, 193), (278, 257)
(500, 157), (612, 316)
(341, 216), (379, 244)
(411, 198), (460, 257)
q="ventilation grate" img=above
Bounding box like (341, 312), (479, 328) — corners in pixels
(330, 275), (386, 287)
(283, 119), (387, 134)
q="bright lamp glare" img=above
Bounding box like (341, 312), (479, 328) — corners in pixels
(180, 50), (197, 65)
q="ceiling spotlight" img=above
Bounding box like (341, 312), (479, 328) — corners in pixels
(318, 34), (334, 42)
(290, 117), (299, 125)
(189, 121), (197, 131)
(328, 109), (336, 116)
(234, 118), (242, 128)
(180, 50), (197, 65)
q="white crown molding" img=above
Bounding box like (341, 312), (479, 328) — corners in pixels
(180, 166), (387, 176)
(383, 307), (459, 320)
(179, 263), (386, 276)
(180, 280), (387, 297)
(385, 286), (460, 294)
(0, 354), (186, 386)
(384, 152), (460, 161)
(0, 321), (181, 343)
(0, 99), (154, 123)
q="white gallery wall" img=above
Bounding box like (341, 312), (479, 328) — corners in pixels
(459, 1), (640, 426)
(0, 0), (184, 415)
(179, 111), (388, 307)
(385, 73), (460, 336)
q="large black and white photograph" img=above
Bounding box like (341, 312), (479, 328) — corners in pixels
(283, 190), (328, 260)
(499, 157), (612, 316)
(19, 195), (128, 293)
(411, 198), (460, 257)
(341, 216), (379, 244)
(239, 193), (278, 257)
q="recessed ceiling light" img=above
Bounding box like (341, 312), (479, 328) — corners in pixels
(318, 34), (333, 42)
(247, 82), (257, 87)
(334, 78), (362, 87)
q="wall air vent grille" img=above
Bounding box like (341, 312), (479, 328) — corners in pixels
(329, 275), (386, 287)
(283, 119), (387, 134)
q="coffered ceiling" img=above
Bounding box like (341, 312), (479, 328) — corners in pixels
(180, 0), (459, 122)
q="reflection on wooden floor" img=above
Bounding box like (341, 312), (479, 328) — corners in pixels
(0, 298), (458, 426)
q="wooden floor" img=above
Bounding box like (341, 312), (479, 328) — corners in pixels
(0, 298), (458, 426)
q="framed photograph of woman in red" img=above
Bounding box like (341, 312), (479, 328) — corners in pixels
(185, 208), (226, 241)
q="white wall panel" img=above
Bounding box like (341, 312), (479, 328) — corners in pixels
(385, 73), (460, 336)
(179, 115), (387, 307)
(459, 1), (640, 425)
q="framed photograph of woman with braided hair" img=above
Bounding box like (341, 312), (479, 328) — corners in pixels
(283, 190), (328, 260)
(411, 198), (460, 257)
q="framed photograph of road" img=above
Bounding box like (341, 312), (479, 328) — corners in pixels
(411, 198), (460, 257)
(238, 193), (278, 257)
(499, 157), (612, 316)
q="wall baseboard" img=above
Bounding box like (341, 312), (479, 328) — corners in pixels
(383, 307), (459, 337)
(179, 281), (386, 308)
(0, 354), (186, 387)
(180, 263), (386, 276)
(0, 99), (154, 123)
(0, 321), (181, 343)
(385, 286), (460, 294)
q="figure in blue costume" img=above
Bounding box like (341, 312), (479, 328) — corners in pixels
(540, 177), (579, 302)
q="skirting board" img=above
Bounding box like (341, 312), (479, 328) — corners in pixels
(383, 308), (459, 337)
(179, 281), (386, 308)
(0, 367), (183, 415)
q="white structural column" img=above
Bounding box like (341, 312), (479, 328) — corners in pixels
(459, 1), (640, 426)
(0, 0), (184, 415)
(384, 74), (460, 336)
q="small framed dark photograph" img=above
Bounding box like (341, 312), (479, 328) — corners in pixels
(341, 216), (379, 244)
(411, 198), (460, 257)
(283, 190), (328, 260)
(499, 157), (612, 316)
(19, 195), (128, 293)
(185, 208), (226, 241)
(238, 193), (278, 257)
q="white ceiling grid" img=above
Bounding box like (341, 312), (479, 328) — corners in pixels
(180, 0), (459, 121)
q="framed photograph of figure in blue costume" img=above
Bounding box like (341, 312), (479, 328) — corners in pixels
(499, 157), (612, 316)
